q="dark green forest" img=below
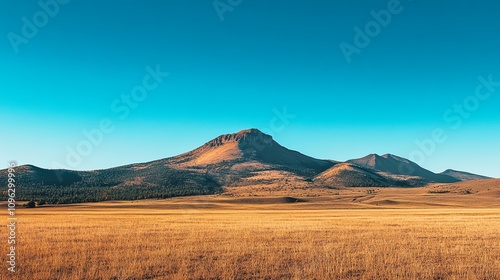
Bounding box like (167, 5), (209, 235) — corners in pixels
(0, 165), (221, 204)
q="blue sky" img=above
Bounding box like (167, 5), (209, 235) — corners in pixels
(1, 0), (499, 177)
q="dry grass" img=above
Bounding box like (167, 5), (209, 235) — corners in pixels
(1, 198), (499, 280)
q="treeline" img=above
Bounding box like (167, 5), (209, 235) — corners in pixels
(0, 165), (221, 204)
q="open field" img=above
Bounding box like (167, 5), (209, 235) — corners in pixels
(1, 192), (500, 280)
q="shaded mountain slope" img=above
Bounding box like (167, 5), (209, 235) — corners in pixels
(348, 154), (459, 183)
(0, 164), (220, 204)
(314, 163), (396, 187)
(440, 169), (491, 181)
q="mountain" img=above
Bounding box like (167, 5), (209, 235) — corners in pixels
(440, 169), (491, 181)
(167, 128), (333, 172)
(164, 128), (334, 184)
(347, 154), (459, 183)
(314, 163), (398, 187)
(0, 129), (492, 203)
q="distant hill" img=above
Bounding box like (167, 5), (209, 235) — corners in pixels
(347, 154), (459, 183)
(314, 163), (398, 187)
(439, 169), (491, 181)
(0, 163), (220, 204)
(0, 129), (493, 203)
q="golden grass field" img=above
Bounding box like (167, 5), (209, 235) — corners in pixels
(1, 185), (500, 280)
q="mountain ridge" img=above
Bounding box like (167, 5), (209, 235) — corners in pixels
(0, 129), (492, 203)
(440, 169), (491, 181)
(347, 153), (459, 183)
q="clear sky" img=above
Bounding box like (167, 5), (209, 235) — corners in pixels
(1, 0), (499, 177)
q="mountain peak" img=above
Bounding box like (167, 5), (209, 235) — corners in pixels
(202, 128), (273, 149)
(348, 153), (459, 183)
(381, 153), (398, 159)
(171, 128), (333, 172)
(362, 153), (402, 161)
(235, 128), (267, 136)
